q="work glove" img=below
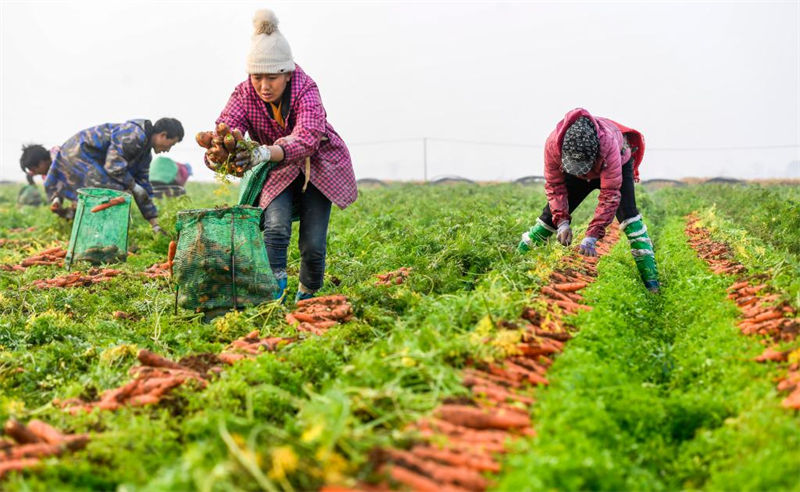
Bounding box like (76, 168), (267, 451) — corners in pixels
(234, 145), (271, 172)
(49, 197), (61, 213)
(578, 236), (598, 257)
(149, 218), (167, 236)
(556, 221), (573, 246)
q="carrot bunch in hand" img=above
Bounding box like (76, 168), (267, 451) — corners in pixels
(196, 123), (259, 178)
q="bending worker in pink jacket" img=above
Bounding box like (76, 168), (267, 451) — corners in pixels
(518, 108), (660, 293)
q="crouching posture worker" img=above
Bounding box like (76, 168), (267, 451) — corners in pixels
(518, 108), (660, 293)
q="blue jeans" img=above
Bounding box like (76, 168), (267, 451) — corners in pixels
(261, 175), (332, 291)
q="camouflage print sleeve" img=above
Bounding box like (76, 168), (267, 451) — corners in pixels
(130, 155), (158, 220)
(105, 122), (146, 190)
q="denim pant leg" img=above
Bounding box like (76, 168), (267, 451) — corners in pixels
(538, 173), (598, 228)
(615, 159), (640, 223)
(262, 184), (295, 281)
(296, 182), (332, 291)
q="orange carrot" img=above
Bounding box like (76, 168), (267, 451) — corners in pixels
(26, 420), (66, 445)
(3, 419), (41, 444)
(410, 445), (501, 473)
(755, 348), (789, 363)
(750, 311), (784, 323)
(137, 350), (185, 370)
(553, 282), (587, 293)
(386, 465), (443, 492)
(0, 458), (41, 478)
(3, 442), (64, 460)
(90, 196), (126, 213)
(167, 240), (177, 264)
(435, 404), (530, 430)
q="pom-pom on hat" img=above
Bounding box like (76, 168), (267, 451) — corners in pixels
(561, 116), (599, 176)
(246, 9), (295, 74)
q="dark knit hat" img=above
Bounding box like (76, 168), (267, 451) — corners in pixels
(561, 116), (599, 176)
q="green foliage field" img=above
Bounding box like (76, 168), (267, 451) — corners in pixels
(0, 181), (797, 490)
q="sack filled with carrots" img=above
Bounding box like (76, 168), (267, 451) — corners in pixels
(196, 123), (259, 179)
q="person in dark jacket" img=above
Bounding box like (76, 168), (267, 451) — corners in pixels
(40, 118), (183, 232)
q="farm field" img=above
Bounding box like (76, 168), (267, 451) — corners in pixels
(0, 181), (798, 491)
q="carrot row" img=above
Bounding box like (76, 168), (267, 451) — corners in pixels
(29, 268), (122, 289)
(685, 213), (800, 410)
(342, 227), (621, 490)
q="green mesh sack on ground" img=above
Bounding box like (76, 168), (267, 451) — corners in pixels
(66, 188), (131, 268)
(173, 205), (277, 312)
(17, 185), (43, 206)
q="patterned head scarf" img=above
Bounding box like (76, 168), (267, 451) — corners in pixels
(561, 116), (599, 176)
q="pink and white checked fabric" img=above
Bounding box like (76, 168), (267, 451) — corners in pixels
(216, 65), (357, 210)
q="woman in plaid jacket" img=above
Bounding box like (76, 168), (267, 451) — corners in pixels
(206, 9), (357, 302)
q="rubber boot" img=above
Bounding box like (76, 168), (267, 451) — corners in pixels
(621, 215), (661, 293)
(295, 283), (315, 303)
(518, 219), (556, 253)
(274, 277), (288, 302)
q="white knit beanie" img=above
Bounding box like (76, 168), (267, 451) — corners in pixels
(246, 9), (295, 74)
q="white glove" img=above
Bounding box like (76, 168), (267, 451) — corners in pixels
(250, 145), (272, 167)
(556, 221), (573, 246)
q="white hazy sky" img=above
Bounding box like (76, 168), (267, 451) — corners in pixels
(1, 0), (798, 182)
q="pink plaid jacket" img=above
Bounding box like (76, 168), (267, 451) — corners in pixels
(544, 108), (643, 240)
(216, 65), (357, 209)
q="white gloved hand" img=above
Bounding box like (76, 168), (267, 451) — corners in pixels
(250, 145), (272, 166)
(556, 221), (573, 246)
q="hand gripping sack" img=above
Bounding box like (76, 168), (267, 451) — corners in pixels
(173, 205), (277, 312)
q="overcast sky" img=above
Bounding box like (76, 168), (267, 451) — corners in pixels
(1, 0), (798, 182)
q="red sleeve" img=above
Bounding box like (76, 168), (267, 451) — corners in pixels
(274, 82), (326, 164)
(543, 135), (570, 227)
(586, 146), (622, 239)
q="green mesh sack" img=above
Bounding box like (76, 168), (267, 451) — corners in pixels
(17, 185), (43, 206)
(173, 205), (277, 312)
(150, 156), (178, 184)
(66, 188), (131, 268)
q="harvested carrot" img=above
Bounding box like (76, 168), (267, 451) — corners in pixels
(3, 419), (41, 445)
(386, 465), (443, 492)
(435, 404), (530, 430)
(410, 445), (500, 473)
(90, 196), (126, 213)
(0, 458), (41, 478)
(26, 420), (65, 445)
(552, 282), (587, 293)
(755, 348), (789, 363)
(3, 442), (64, 460)
(137, 350), (185, 370)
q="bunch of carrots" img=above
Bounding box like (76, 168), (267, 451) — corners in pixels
(218, 330), (295, 365)
(0, 246), (66, 272)
(29, 268), (122, 289)
(143, 240), (177, 279)
(56, 350), (216, 414)
(375, 267), (412, 286)
(196, 123), (259, 178)
(685, 214), (747, 275)
(285, 295), (354, 336)
(0, 419), (89, 478)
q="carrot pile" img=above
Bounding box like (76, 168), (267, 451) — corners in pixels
(29, 268), (122, 289)
(0, 418), (89, 479)
(685, 213), (800, 410)
(143, 262), (171, 279)
(375, 267), (412, 286)
(0, 246), (67, 272)
(218, 330), (295, 365)
(285, 295), (354, 336)
(55, 350), (217, 414)
(89, 196), (126, 213)
(352, 227), (620, 491)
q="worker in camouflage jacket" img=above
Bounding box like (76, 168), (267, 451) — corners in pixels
(518, 108), (660, 293)
(42, 118), (183, 231)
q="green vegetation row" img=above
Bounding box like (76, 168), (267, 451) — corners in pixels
(496, 196), (800, 490)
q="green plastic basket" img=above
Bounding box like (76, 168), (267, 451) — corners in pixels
(66, 188), (131, 268)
